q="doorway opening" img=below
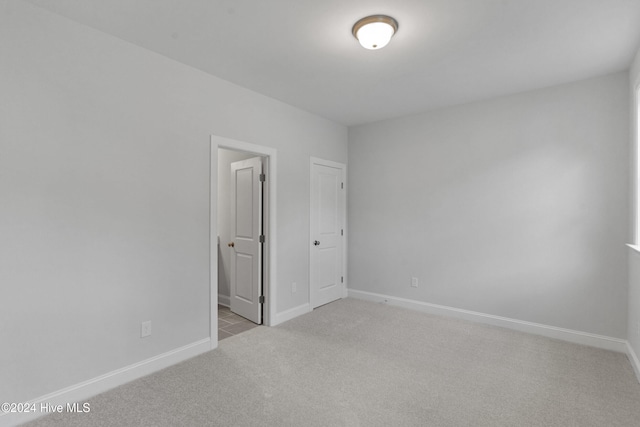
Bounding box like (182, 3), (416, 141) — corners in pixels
(218, 150), (265, 337)
(210, 136), (277, 347)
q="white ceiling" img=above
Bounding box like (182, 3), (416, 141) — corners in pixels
(26, 0), (640, 126)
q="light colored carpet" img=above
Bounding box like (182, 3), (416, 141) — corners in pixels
(24, 298), (640, 426)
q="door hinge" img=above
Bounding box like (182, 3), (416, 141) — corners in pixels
(259, 235), (265, 243)
(341, 229), (343, 236)
(341, 276), (344, 283)
(259, 173), (266, 182)
(259, 295), (265, 304)
(341, 182), (344, 189)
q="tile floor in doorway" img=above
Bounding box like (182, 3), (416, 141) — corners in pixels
(218, 304), (260, 340)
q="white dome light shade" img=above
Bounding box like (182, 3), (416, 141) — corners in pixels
(352, 15), (398, 50)
(356, 22), (394, 49)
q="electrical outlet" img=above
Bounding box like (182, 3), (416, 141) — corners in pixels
(292, 282), (297, 293)
(141, 321), (152, 338)
(411, 277), (418, 288)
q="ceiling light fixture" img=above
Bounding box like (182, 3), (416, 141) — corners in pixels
(352, 15), (398, 50)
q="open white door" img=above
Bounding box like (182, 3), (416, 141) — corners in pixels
(229, 157), (263, 324)
(310, 158), (345, 309)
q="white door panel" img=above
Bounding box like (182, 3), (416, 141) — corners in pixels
(319, 173), (338, 234)
(235, 253), (254, 302)
(318, 248), (338, 289)
(230, 157), (263, 324)
(310, 160), (345, 309)
(235, 168), (255, 238)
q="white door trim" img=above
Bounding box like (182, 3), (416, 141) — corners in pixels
(309, 156), (347, 310)
(211, 135), (278, 349)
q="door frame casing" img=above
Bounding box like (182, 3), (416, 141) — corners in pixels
(309, 157), (348, 310)
(211, 135), (277, 348)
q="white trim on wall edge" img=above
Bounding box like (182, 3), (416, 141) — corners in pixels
(348, 289), (627, 353)
(0, 338), (211, 427)
(628, 342), (640, 383)
(271, 303), (311, 326)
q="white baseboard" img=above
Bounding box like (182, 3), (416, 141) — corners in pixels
(348, 289), (627, 353)
(0, 338), (211, 427)
(627, 342), (640, 383)
(271, 303), (311, 326)
(218, 294), (230, 307)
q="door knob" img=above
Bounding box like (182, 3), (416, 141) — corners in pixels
(313, 240), (320, 246)
(228, 242), (235, 247)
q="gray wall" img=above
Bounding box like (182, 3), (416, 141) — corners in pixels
(628, 48), (640, 360)
(0, 1), (347, 403)
(349, 72), (629, 338)
(217, 149), (255, 303)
